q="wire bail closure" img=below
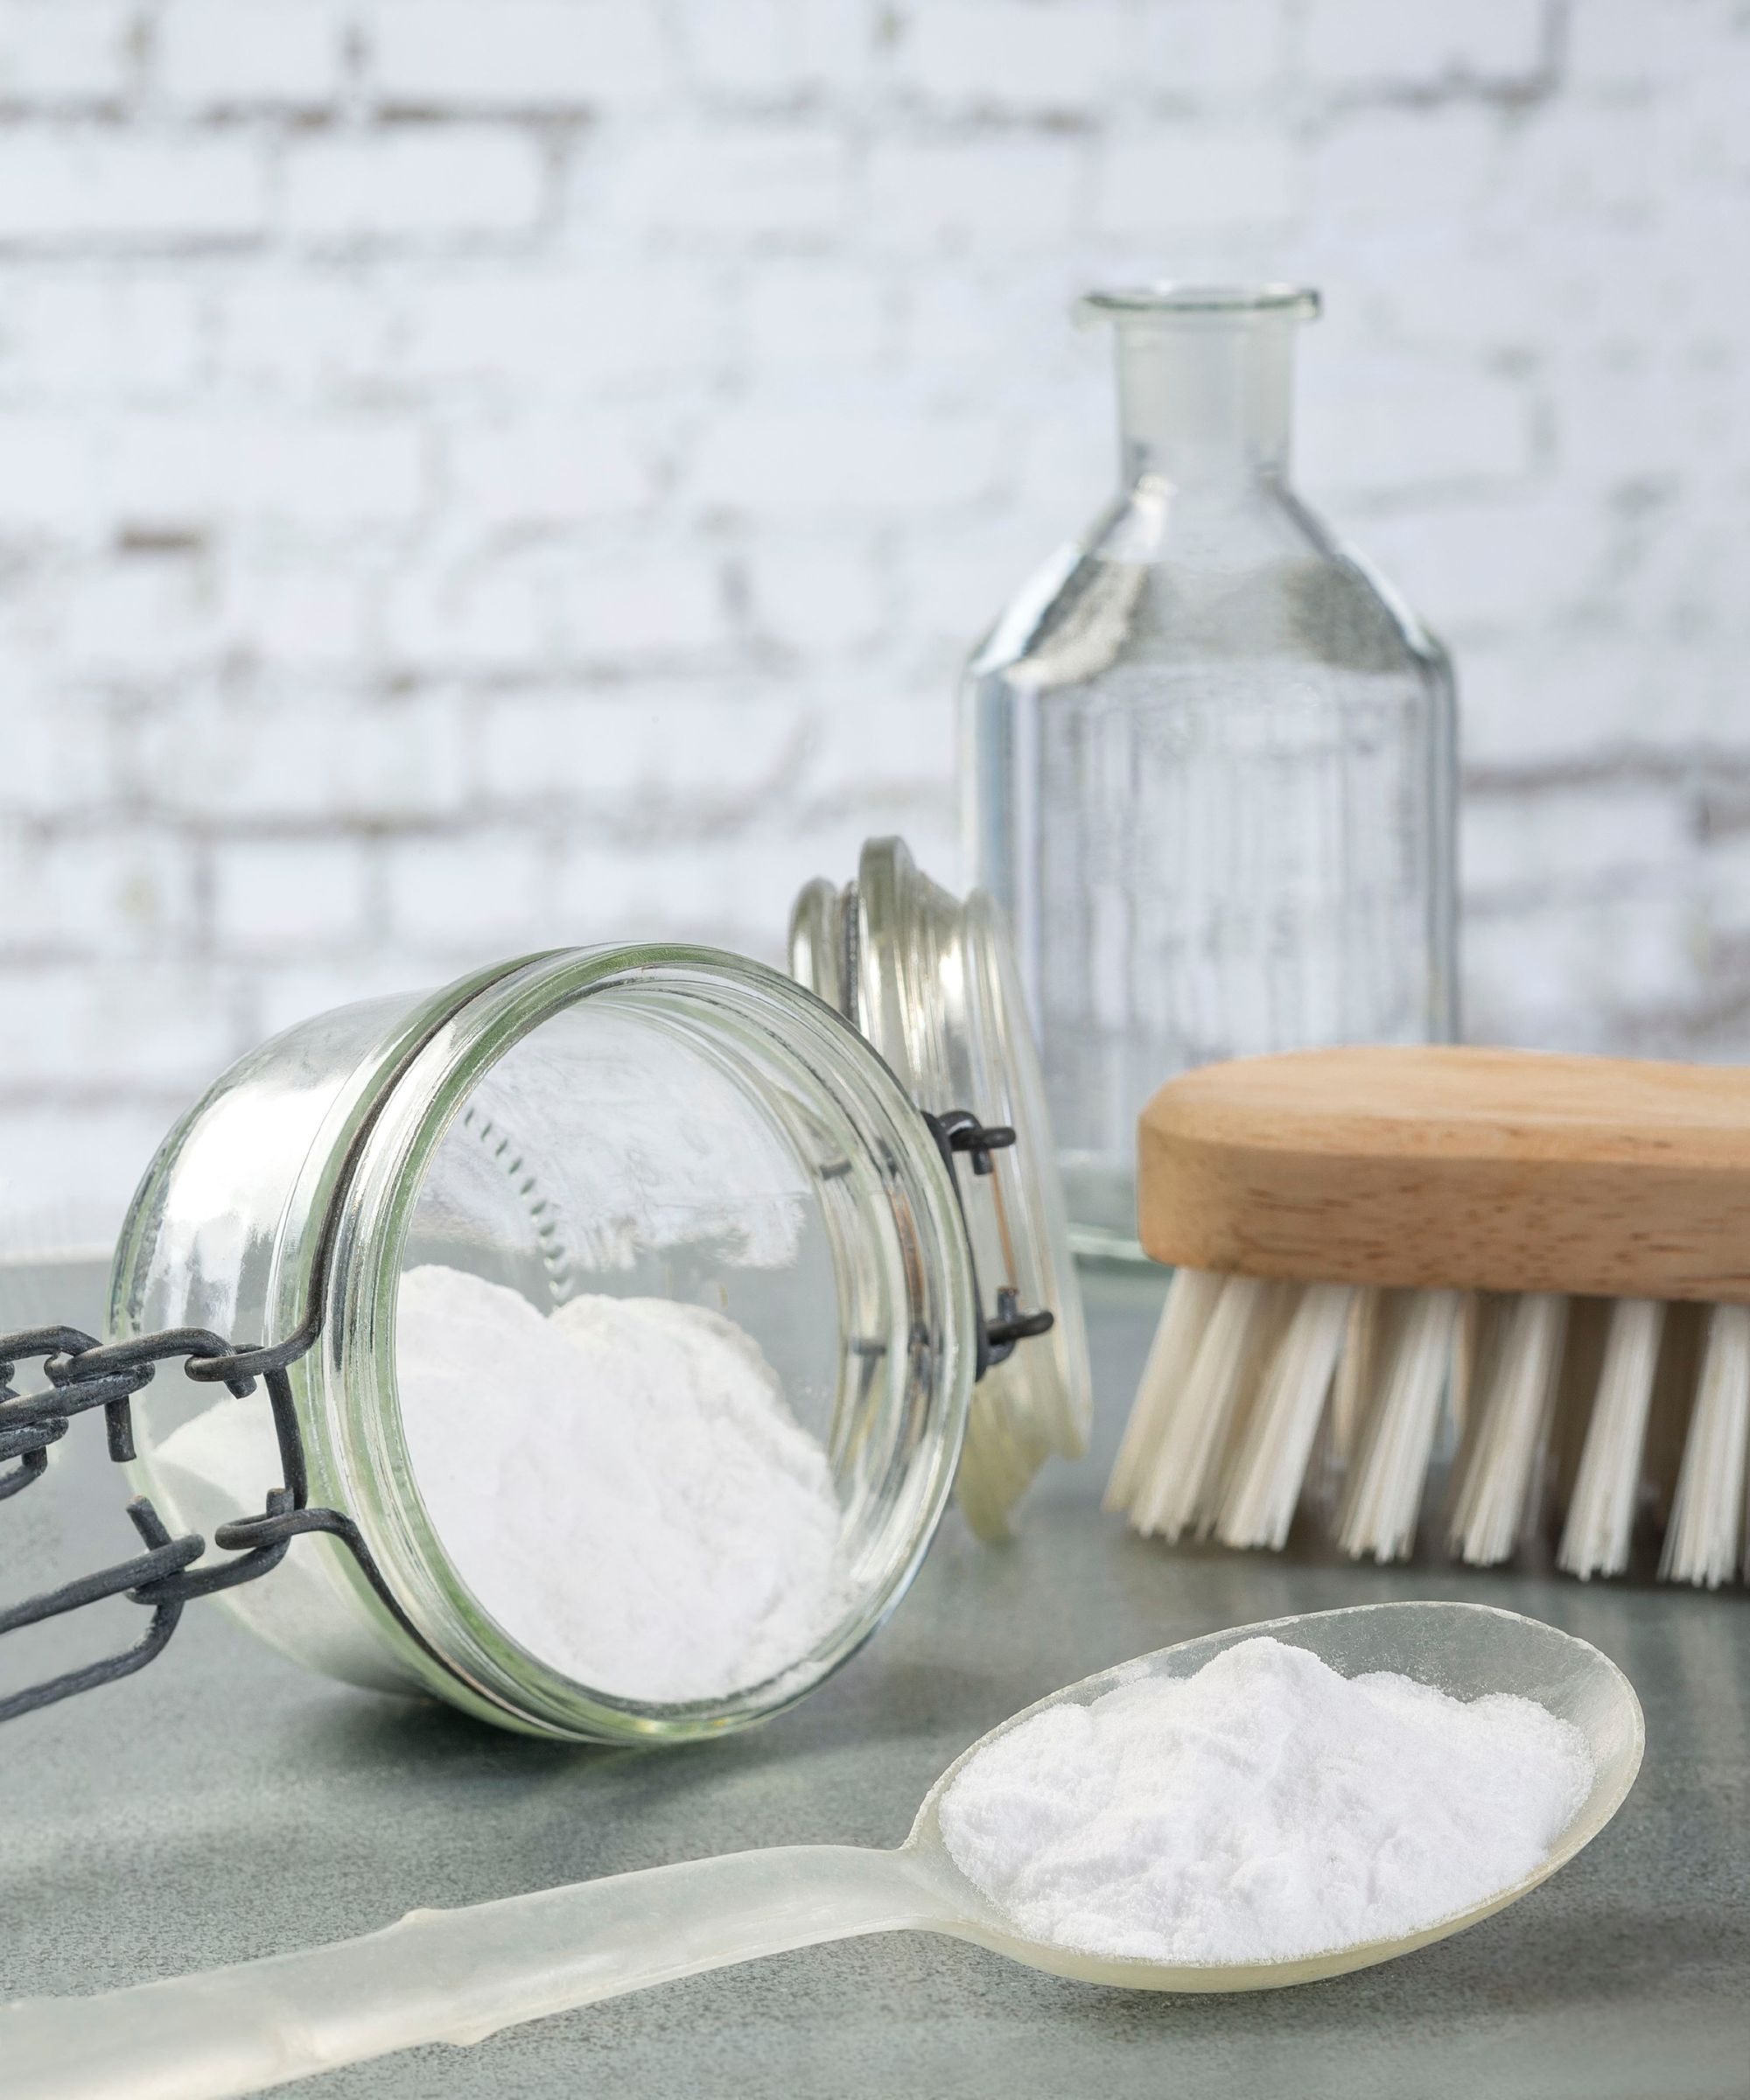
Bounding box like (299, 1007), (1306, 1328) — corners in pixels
(924, 1110), (1057, 1377)
(0, 1320), (429, 1725)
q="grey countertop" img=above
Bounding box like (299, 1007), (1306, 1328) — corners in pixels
(4, 1260), (1748, 2099)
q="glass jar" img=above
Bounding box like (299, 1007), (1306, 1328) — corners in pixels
(789, 838), (1091, 1542)
(962, 284), (1460, 1260)
(115, 947), (986, 1743)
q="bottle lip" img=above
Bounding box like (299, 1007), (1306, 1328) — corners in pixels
(1079, 282), (1320, 324)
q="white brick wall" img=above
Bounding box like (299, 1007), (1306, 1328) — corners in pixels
(0, 0), (1746, 1226)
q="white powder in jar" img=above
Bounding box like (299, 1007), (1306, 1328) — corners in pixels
(938, 1635), (1593, 1965)
(396, 1266), (849, 1704)
(152, 1265), (850, 1707)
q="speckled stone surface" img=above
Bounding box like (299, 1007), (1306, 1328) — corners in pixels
(4, 1262), (1747, 2099)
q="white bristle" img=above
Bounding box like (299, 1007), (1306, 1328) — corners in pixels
(1214, 1283), (1353, 1550)
(1299, 1285), (1388, 1518)
(1557, 1298), (1665, 1580)
(1451, 1291), (1508, 1449)
(1448, 1292), (1570, 1567)
(1336, 1287), (1463, 1563)
(1193, 1279), (1305, 1538)
(1327, 1286), (1385, 1467)
(1130, 1273), (1287, 1543)
(1660, 1302), (1750, 1588)
(1104, 1265), (1223, 1515)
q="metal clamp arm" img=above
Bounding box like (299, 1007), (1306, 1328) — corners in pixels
(0, 1322), (428, 1726)
(923, 1110), (1056, 1377)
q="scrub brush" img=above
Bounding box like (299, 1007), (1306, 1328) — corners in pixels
(1107, 1046), (1750, 1588)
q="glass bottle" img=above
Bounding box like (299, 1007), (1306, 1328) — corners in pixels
(962, 284), (1459, 1259)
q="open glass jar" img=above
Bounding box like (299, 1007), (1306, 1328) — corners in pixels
(96, 920), (1065, 1746)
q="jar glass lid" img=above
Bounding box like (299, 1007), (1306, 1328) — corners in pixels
(789, 838), (1092, 1537)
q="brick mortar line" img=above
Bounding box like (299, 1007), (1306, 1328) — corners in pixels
(1465, 752), (1750, 796)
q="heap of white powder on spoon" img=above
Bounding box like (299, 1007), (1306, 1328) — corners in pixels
(938, 1634), (1593, 1965)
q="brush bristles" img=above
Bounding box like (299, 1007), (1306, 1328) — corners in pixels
(1107, 1269), (1750, 1586)
(1214, 1284), (1352, 1550)
(1327, 1286), (1384, 1468)
(1558, 1298), (1664, 1580)
(1660, 1304), (1750, 1588)
(1104, 1265), (1223, 1516)
(1126, 1273), (1289, 1542)
(1448, 1293), (1567, 1567)
(1338, 1288), (1464, 1563)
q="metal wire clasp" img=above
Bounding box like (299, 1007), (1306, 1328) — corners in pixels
(0, 1320), (414, 1724)
(924, 1109), (1056, 1378)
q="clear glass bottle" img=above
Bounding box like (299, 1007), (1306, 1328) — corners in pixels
(962, 284), (1459, 1259)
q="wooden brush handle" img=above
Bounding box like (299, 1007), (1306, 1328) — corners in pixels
(1138, 1046), (1750, 1303)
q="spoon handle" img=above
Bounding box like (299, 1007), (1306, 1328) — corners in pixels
(0, 1844), (947, 2100)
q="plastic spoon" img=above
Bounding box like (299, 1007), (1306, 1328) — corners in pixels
(0, 1601), (1642, 2100)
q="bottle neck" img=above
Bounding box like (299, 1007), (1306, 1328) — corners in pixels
(1113, 317), (1297, 494)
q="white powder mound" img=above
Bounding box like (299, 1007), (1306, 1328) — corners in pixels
(938, 1634), (1593, 1965)
(396, 1266), (848, 1705)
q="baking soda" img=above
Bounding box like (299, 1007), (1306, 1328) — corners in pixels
(154, 1266), (848, 1706)
(396, 1267), (847, 1704)
(938, 1634), (1592, 1964)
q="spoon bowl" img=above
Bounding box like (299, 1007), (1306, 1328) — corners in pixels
(902, 1598), (1644, 1991)
(0, 1600), (1643, 2097)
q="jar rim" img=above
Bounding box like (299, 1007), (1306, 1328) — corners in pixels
(1078, 282), (1320, 324)
(315, 943), (976, 1742)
